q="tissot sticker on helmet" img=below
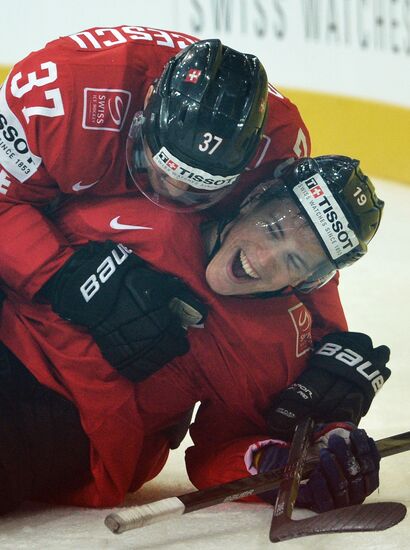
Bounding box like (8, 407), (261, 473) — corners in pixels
(293, 173), (359, 261)
(285, 156), (384, 270)
(152, 146), (239, 190)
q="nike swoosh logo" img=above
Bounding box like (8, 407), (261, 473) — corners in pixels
(72, 180), (99, 192)
(110, 216), (153, 231)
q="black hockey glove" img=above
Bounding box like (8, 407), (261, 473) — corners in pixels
(41, 241), (207, 382)
(266, 332), (391, 440)
(254, 426), (381, 513)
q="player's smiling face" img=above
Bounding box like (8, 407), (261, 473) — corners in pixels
(205, 195), (329, 295)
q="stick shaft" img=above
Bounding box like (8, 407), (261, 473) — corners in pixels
(105, 429), (410, 533)
(374, 430), (410, 457)
(179, 430), (410, 512)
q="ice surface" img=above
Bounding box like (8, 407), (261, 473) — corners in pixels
(0, 179), (408, 549)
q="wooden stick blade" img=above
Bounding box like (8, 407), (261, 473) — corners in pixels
(269, 502), (407, 542)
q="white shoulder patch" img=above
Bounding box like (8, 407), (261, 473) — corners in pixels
(0, 78), (42, 182)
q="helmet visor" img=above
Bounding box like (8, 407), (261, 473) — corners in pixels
(126, 112), (240, 212)
(205, 182), (336, 295)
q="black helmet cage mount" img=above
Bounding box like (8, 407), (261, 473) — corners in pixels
(143, 39), (268, 178)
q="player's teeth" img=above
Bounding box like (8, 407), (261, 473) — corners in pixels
(240, 250), (259, 279)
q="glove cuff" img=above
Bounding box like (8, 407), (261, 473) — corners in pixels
(313, 421), (355, 441)
(244, 438), (289, 475)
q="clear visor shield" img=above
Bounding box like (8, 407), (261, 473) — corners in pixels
(126, 112), (240, 212)
(215, 184), (337, 294)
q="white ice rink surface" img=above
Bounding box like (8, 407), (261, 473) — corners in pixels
(0, 179), (409, 549)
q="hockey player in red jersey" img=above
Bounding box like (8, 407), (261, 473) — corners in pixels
(0, 26), (309, 294)
(0, 155), (389, 514)
(0, 25), (311, 379)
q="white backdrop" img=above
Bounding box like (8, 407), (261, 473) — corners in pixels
(2, 0), (410, 107)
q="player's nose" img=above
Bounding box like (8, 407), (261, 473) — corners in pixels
(163, 177), (189, 196)
(256, 242), (279, 270)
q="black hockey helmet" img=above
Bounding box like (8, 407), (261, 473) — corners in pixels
(283, 155), (384, 272)
(127, 39), (268, 211)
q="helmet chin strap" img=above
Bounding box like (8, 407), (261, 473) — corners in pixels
(206, 214), (237, 262)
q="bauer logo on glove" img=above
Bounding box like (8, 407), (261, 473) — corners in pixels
(266, 331), (391, 439)
(312, 332), (390, 399)
(79, 242), (133, 303)
(41, 240), (207, 381)
(315, 340), (386, 394)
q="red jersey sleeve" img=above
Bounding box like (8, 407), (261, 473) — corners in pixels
(0, 53), (75, 297)
(0, 26), (198, 298)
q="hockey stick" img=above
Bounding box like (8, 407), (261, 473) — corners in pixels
(269, 420), (406, 542)
(269, 417), (314, 541)
(104, 429), (410, 534)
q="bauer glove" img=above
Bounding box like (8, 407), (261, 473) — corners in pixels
(41, 240), (207, 381)
(249, 424), (380, 512)
(266, 331), (391, 440)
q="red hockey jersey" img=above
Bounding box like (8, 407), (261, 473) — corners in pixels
(0, 25), (310, 299)
(0, 194), (346, 507)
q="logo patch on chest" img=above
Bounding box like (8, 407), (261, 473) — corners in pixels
(288, 303), (313, 357)
(82, 88), (131, 131)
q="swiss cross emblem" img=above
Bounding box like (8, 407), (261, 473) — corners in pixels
(309, 185), (324, 198)
(185, 69), (202, 83)
(166, 159), (178, 170)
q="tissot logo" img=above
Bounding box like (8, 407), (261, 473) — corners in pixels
(0, 79), (42, 182)
(305, 176), (355, 251)
(294, 173), (359, 260)
(0, 114), (29, 154)
(82, 88), (131, 132)
(153, 146), (239, 190)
